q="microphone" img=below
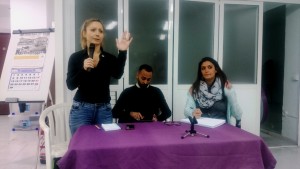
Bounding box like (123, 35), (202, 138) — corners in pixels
(188, 116), (198, 132)
(87, 43), (95, 72)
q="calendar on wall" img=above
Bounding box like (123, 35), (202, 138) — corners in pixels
(0, 29), (55, 102)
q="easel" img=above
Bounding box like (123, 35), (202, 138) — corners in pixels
(0, 28), (55, 163)
(181, 116), (210, 139)
(0, 28), (55, 105)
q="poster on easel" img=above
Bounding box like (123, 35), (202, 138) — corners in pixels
(0, 29), (55, 103)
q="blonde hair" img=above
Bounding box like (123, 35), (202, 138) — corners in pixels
(80, 18), (105, 49)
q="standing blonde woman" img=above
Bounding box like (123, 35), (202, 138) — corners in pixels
(66, 18), (133, 135)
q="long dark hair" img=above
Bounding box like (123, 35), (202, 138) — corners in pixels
(191, 57), (227, 99)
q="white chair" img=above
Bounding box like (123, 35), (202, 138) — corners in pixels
(39, 103), (72, 169)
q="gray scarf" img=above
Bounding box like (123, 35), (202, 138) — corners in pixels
(196, 77), (223, 108)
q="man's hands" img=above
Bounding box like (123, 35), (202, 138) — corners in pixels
(130, 112), (157, 121)
(193, 108), (202, 119)
(130, 112), (144, 121)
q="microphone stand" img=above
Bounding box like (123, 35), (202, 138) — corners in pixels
(181, 116), (209, 139)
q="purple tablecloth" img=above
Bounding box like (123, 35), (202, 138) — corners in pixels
(58, 122), (276, 169)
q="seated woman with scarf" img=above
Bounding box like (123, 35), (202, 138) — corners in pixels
(184, 57), (242, 128)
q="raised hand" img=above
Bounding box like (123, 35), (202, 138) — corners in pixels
(116, 31), (133, 51)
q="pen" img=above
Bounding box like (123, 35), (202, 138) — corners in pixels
(95, 124), (101, 130)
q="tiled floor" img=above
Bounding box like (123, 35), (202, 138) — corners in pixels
(261, 130), (300, 169)
(270, 146), (300, 169)
(261, 129), (297, 148)
(0, 114), (299, 169)
(0, 115), (46, 169)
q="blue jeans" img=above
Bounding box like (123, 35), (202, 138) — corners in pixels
(69, 100), (112, 135)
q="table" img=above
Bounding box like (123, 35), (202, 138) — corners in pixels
(58, 122), (276, 169)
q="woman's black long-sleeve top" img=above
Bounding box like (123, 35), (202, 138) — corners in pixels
(66, 49), (127, 103)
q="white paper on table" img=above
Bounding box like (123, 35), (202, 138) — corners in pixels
(101, 123), (121, 131)
(180, 117), (226, 128)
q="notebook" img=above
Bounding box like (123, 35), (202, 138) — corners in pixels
(101, 123), (121, 131)
(180, 117), (225, 128)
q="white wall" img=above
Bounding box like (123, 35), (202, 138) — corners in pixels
(10, 0), (53, 30)
(53, 0), (65, 104)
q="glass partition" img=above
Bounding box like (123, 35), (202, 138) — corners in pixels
(75, 0), (119, 84)
(222, 4), (258, 84)
(128, 0), (169, 84)
(178, 1), (215, 85)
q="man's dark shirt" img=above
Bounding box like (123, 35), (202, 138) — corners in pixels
(112, 84), (171, 123)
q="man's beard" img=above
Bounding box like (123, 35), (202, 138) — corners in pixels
(138, 82), (148, 89)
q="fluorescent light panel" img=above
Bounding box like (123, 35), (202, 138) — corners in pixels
(159, 34), (166, 40)
(106, 21), (117, 30)
(163, 21), (168, 31)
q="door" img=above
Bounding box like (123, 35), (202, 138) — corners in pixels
(173, 0), (219, 122)
(282, 5), (300, 144)
(220, 1), (263, 134)
(261, 5), (285, 135)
